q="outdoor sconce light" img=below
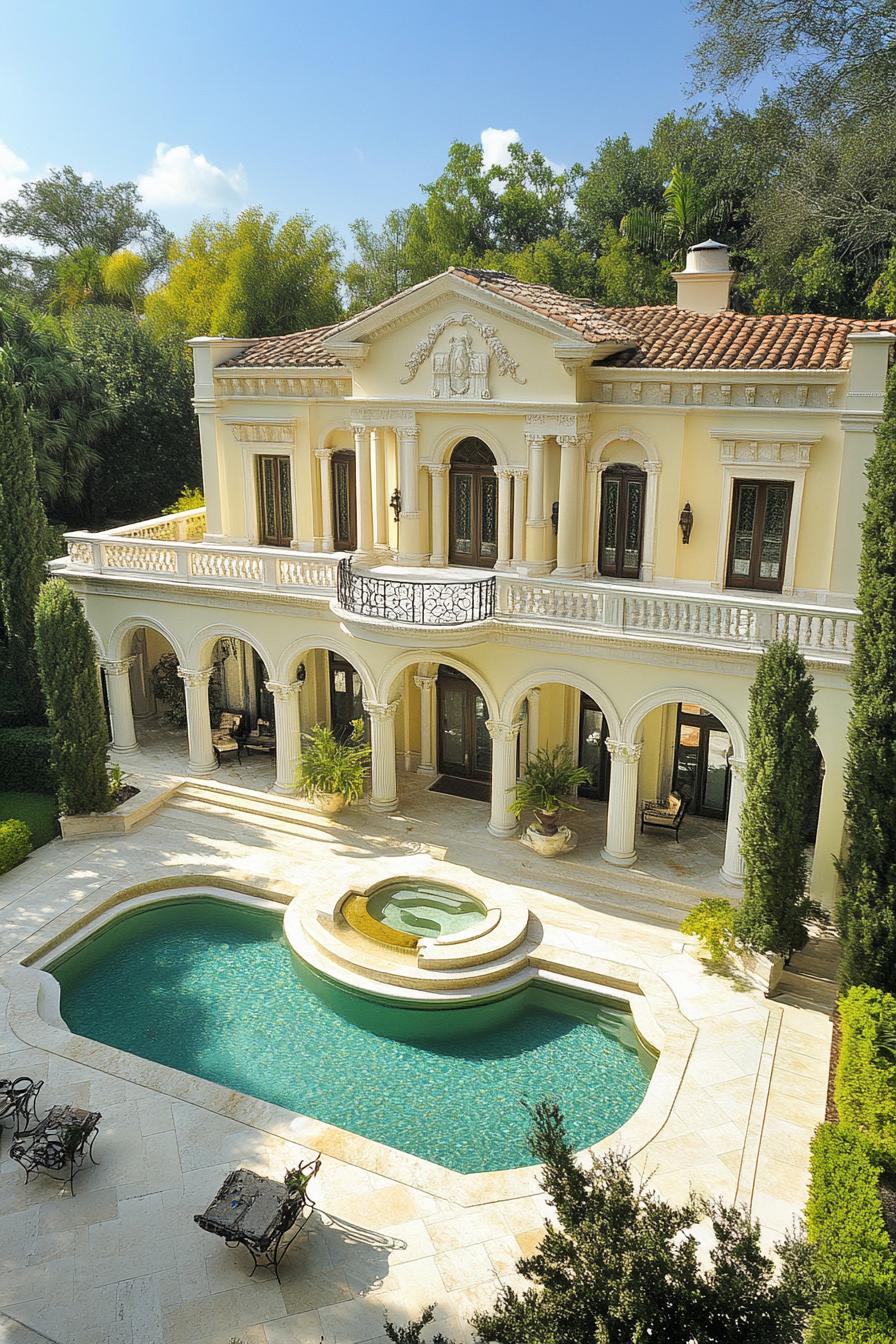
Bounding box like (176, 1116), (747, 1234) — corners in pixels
(389, 488), (402, 523)
(295, 662), (306, 685)
(551, 501), (559, 535)
(679, 501), (694, 545)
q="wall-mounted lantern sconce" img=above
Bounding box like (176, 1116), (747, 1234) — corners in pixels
(295, 662), (306, 685)
(679, 501), (694, 545)
(389, 488), (402, 523)
(551, 500), (559, 535)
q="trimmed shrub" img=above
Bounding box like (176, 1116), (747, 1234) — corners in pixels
(33, 579), (111, 816)
(805, 1123), (896, 1343)
(0, 817), (31, 873)
(836, 986), (896, 1169)
(0, 725), (54, 792)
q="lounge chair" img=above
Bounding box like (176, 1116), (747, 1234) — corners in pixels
(212, 711), (244, 765)
(640, 791), (688, 840)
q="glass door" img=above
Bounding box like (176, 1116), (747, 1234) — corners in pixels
(673, 705), (731, 819)
(437, 667), (492, 779)
(328, 653), (365, 742)
(726, 480), (793, 591)
(598, 466), (645, 579)
(578, 695), (609, 800)
(448, 439), (498, 568)
(331, 451), (357, 551)
(256, 455), (293, 547)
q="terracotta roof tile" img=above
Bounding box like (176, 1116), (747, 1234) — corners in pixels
(218, 269), (896, 372)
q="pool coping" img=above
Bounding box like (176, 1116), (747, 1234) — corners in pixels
(1, 874), (697, 1208)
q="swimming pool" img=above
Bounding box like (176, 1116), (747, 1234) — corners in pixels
(52, 897), (654, 1174)
(365, 881), (486, 938)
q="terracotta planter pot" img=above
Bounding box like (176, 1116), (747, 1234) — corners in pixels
(314, 792), (347, 816)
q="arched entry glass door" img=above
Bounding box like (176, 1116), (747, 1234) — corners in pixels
(598, 464), (646, 579)
(578, 694), (610, 800)
(437, 666), (492, 780)
(448, 439), (498, 568)
(673, 704), (732, 818)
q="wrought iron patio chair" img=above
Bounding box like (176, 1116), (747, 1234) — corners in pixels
(10, 1105), (101, 1195)
(0, 1076), (43, 1149)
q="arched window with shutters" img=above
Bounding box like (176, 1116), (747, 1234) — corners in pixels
(598, 463), (646, 579)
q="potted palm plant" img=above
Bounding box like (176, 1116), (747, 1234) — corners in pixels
(295, 719), (371, 815)
(511, 745), (590, 856)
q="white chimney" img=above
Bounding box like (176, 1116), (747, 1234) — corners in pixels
(672, 240), (735, 314)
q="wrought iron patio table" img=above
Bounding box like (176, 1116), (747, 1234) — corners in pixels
(194, 1164), (319, 1281)
(10, 1104), (100, 1194)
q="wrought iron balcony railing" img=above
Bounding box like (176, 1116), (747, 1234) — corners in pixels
(336, 557), (496, 626)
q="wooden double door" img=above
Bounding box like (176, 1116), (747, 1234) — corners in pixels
(448, 439), (498, 568)
(256, 455), (293, 547)
(598, 465), (646, 579)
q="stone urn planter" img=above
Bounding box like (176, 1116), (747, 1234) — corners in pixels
(313, 791), (346, 817)
(740, 947), (786, 995)
(524, 824), (576, 856)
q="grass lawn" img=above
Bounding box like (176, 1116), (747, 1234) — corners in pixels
(0, 791), (58, 848)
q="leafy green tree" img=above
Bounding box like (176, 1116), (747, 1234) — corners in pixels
(66, 306), (198, 523)
(0, 166), (170, 304)
(734, 640), (819, 956)
(0, 301), (110, 511)
(480, 233), (600, 299)
(838, 369), (896, 992)
(389, 1101), (814, 1344)
(867, 245), (896, 317)
(49, 245), (107, 313)
(345, 207), (440, 312)
(595, 225), (672, 306)
(34, 578), (111, 816)
(575, 133), (664, 254)
(0, 351), (47, 721)
(145, 207), (343, 340)
(101, 250), (150, 313)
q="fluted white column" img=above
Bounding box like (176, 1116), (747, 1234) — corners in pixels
(427, 464), (449, 566)
(265, 679), (303, 793)
(177, 666), (217, 774)
(396, 426), (425, 564)
(102, 657), (138, 753)
(601, 739), (642, 867)
(526, 687), (541, 760)
(352, 424), (375, 561)
(414, 673), (438, 774)
(641, 460), (661, 582)
(554, 433), (587, 576)
(511, 467), (528, 570)
(495, 468), (513, 572)
(316, 447), (334, 551)
(721, 756), (747, 885)
(363, 699), (400, 812)
(371, 429), (389, 552)
(487, 718), (522, 838)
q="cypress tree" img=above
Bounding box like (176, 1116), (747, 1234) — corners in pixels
(734, 639), (818, 957)
(34, 578), (111, 816)
(0, 350), (47, 721)
(838, 369), (896, 991)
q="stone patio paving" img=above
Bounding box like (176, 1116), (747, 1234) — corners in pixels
(0, 745), (832, 1344)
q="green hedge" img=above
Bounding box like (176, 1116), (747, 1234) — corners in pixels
(0, 725), (54, 793)
(0, 818), (31, 873)
(806, 1124), (896, 1343)
(836, 986), (896, 1169)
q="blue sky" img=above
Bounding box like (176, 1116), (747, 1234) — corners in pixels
(1, 0), (746, 247)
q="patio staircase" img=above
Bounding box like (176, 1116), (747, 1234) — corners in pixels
(773, 928), (841, 1014)
(160, 776), (708, 934)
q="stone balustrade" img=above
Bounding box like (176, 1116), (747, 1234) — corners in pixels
(56, 513), (857, 663)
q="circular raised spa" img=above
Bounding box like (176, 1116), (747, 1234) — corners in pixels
(364, 881), (486, 939)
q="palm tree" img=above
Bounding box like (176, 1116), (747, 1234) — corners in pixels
(622, 165), (728, 267)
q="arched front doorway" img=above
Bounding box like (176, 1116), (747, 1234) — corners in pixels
(672, 703), (732, 819)
(328, 650), (367, 740)
(598, 463), (647, 579)
(448, 438), (497, 568)
(437, 665), (492, 781)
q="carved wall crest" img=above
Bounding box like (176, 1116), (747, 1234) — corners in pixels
(400, 312), (526, 394)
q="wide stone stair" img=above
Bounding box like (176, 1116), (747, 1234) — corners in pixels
(774, 926), (841, 1013)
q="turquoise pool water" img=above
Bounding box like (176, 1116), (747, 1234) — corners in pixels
(53, 898), (654, 1173)
(366, 881), (486, 938)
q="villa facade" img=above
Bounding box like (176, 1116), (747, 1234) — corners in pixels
(55, 243), (896, 906)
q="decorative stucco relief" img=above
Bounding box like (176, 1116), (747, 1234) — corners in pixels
(718, 439), (813, 465)
(229, 423), (294, 444)
(399, 312), (526, 392)
(596, 379), (840, 409)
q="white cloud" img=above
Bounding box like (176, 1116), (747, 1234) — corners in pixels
(0, 140), (28, 204)
(480, 127), (520, 172)
(137, 143), (247, 209)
